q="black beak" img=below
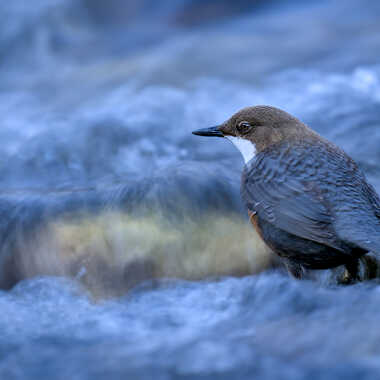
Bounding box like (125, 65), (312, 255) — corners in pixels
(192, 126), (224, 137)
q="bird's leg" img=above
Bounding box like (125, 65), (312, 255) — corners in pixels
(283, 260), (305, 279)
(360, 253), (379, 280)
(339, 258), (360, 285)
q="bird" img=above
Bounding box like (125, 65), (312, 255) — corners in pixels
(192, 105), (380, 281)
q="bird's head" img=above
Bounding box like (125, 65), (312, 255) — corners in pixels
(192, 105), (315, 164)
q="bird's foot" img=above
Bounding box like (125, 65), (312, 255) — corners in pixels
(337, 258), (359, 285)
(337, 255), (379, 285)
(337, 269), (357, 285)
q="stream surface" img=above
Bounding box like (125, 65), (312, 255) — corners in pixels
(1, 0), (380, 379)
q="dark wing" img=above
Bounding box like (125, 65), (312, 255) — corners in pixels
(333, 179), (380, 254)
(242, 174), (343, 252)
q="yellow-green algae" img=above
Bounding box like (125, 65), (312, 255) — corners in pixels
(15, 211), (271, 297)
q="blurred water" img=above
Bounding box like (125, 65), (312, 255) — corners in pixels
(2, 275), (380, 380)
(1, 0), (380, 378)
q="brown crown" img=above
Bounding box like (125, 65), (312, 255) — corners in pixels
(218, 105), (319, 152)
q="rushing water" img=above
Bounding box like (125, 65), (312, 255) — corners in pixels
(1, 0), (380, 379)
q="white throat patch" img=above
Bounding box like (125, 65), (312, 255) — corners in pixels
(226, 136), (257, 164)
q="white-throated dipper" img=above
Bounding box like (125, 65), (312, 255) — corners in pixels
(192, 105), (380, 281)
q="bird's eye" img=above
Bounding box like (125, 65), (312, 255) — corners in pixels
(236, 121), (252, 134)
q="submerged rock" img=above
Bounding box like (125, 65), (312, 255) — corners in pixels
(0, 164), (272, 297)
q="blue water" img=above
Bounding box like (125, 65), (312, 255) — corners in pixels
(1, 275), (380, 379)
(1, 0), (380, 378)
